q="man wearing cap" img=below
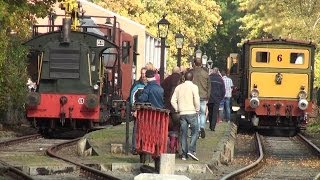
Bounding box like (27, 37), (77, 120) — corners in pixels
(137, 69), (164, 108)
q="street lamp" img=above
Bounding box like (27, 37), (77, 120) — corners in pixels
(188, 43), (195, 67)
(195, 48), (202, 59)
(157, 15), (170, 83)
(202, 52), (208, 67)
(207, 57), (213, 69)
(175, 31), (184, 67)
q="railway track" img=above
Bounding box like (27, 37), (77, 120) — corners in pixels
(0, 133), (120, 179)
(222, 132), (320, 179)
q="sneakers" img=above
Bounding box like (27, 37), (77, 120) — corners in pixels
(181, 157), (187, 161)
(131, 149), (138, 155)
(200, 128), (205, 138)
(187, 152), (199, 161)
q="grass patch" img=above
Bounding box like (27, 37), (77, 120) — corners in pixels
(88, 124), (131, 147)
(3, 154), (63, 166)
(307, 115), (320, 133)
(89, 154), (139, 164)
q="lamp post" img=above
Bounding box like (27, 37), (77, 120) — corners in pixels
(188, 43), (195, 67)
(157, 15), (170, 83)
(195, 48), (202, 59)
(175, 31), (184, 67)
(207, 57), (213, 69)
(202, 52), (208, 67)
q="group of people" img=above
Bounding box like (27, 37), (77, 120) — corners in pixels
(129, 60), (233, 161)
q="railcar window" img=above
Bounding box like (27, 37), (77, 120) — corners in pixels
(122, 41), (130, 64)
(256, 52), (269, 63)
(290, 53), (304, 64)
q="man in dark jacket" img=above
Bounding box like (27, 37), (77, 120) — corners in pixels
(138, 69), (164, 108)
(207, 67), (225, 131)
(161, 67), (182, 112)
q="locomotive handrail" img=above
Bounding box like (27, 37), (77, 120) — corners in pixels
(221, 132), (264, 180)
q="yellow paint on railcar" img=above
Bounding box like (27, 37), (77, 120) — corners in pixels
(250, 72), (309, 99)
(251, 48), (309, 69)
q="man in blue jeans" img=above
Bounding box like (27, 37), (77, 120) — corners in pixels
(221, 70), (233, 122)
(171, 71), (200, 161)
(192, 58), (210, 138)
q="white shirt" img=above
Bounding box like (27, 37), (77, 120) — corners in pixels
(222, 76), (233, 98)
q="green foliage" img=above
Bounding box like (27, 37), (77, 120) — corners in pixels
(92, 0), (221, 71)
(203, 0), (244, 70)
(0, 0), (55, 119)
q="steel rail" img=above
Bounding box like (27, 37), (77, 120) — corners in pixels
(297, 133), (320, 156)
(0, 134), (42, 147)
(0, 161), (34, 180)
(0, 134), (42, 179)
(221, 132), (264, 180)
(47, 138), (120, 180)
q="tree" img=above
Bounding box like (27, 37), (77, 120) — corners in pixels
(0, 0), (55, 120)
(203, 0), (244, 70)
(91, 0), (221, 71)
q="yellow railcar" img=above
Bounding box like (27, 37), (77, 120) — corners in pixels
(229, 38), (316, 133)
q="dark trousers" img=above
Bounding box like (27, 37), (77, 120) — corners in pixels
(207, 102), (220, 130)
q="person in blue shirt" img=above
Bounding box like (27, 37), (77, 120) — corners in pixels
(137, 69), (164, 108)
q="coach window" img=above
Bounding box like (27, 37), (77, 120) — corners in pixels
(290, 53), (304, 64)
(122, 41), (130, 64)
(256, 51), (269, 63)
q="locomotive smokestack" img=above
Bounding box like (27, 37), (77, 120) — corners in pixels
(62, 18), (71, 44)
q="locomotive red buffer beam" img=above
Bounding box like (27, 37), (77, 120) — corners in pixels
(26, 93), (99, 121)
(245, 99), (312, 116)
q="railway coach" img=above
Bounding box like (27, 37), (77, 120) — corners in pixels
(228, 38), (316, 134)
(24, 0), (134, 133)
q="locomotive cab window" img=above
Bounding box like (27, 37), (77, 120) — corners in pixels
(290, 53), (304, 64)
(256, 51), (269, 63)
(230, 57), (239, 74)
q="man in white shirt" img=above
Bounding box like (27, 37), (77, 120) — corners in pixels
(171, 71), (200, 161)
(221, 70), (233, 122)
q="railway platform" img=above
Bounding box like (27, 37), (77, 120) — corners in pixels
(86, 120), (237, 177)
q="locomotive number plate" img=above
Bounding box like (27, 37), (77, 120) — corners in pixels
(97, 39), (105, 46)
(78, 98), (85, 104)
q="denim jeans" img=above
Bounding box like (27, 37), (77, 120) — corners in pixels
(223, 97), (231, 121)
(198, 100), (207, 130)
(180, 114), (199, 157)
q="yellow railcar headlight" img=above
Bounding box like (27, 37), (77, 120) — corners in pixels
(298, 90), (307, 99)
(250, 89), (259, 97)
